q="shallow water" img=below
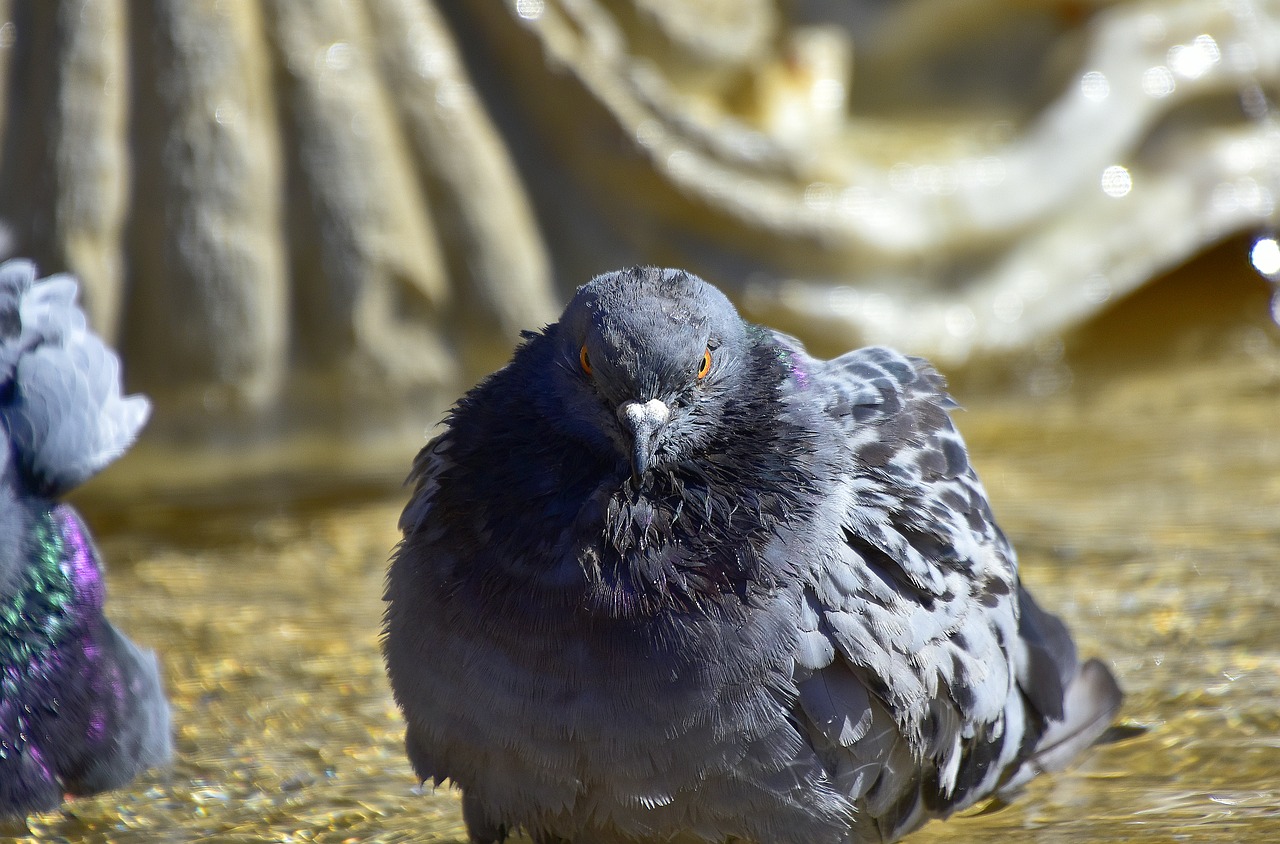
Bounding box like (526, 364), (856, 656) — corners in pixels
(4, 252), (1280, 843)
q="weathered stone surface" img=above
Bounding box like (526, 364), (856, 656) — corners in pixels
(126, 0), (287, 405)
(443, 0), (1280, 363)
(0, 0), (556, 472)
(0, 1), (129, 338)
(0, 0), (1274, 479)
(364, 0), (555, 376)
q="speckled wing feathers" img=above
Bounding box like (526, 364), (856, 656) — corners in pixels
(789, 342), (1103, 837)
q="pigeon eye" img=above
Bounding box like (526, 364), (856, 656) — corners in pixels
(696, 348), (712, 380)
(580, 345), (593, 376)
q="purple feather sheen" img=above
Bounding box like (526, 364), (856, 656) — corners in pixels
(0, 501), (170, 815)
(53, 506), (126, 749)
(25, 742), (51, 787)
(59, 505), (105, 615)
(0, 507), (111, 794)
(771, 332), (809, 389)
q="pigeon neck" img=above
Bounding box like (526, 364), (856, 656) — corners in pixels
(0, 505), (102, 674)
(576, 339), (820, 618)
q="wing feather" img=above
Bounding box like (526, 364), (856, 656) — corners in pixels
(778, 342), (1115, 834)
(399, 430), (455, 536)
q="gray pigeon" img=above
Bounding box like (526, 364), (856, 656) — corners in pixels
(0, 259), (171, 816)
(384, 267), (1122, 843)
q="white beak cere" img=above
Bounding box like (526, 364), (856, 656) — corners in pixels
(618, 399), (671, 480)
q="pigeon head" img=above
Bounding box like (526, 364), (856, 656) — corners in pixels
(426, 266), (818, 614)
(553, 267), (749, 484)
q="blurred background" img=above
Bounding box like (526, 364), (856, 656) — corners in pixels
(3, 0), (1280, 841)
(3, 0), (1278, 483)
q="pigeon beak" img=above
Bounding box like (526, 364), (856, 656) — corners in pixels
(618, 399), (670, 483)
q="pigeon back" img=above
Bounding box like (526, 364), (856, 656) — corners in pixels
(0, 259), (150, 499)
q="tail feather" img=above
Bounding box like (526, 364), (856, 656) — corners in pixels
(1001, 660), (1123, 797)
(0, 259), (149, 497)
(1014, 583), (1078, 721)
(1001, 583), (1123, 797)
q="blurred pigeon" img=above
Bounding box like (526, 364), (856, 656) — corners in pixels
(0, 260), (171, 815)
(384, 267), (1122, 843)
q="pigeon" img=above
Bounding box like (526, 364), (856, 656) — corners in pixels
(383, 266), (1122, 844)
(0, 259), (171, 816)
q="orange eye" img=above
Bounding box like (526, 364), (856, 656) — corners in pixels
(580, 345), (593, 375)
(697, 347), (712, 380)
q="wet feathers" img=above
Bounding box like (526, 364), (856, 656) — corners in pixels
(384, 267), (1121, 843)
